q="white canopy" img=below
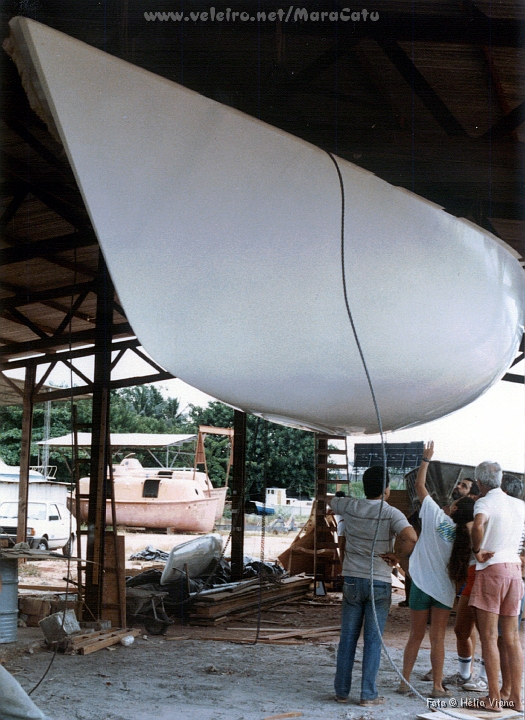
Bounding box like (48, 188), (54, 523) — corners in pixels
(38, 433), (197, 448)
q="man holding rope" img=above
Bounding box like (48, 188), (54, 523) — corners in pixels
(329, 466), (417, 706)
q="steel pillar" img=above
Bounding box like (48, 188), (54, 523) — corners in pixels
(230, 410), (246, 582)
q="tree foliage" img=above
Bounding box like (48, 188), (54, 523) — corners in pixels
(187, 402), (315, 498)
(0, 387), (316, 496)
(0, 399), (91, 479)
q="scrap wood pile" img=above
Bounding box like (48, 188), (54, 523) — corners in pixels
(201, 625), (341, 645)
(189, 575), (312, 625)
(51, 628), (141, 655)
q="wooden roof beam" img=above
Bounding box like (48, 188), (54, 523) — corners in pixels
(375, 38), (468, 137)
(0, 230), (98, 265)
(2, 153), (90, 228)
(0, 186), (29, 229)
(0, 323), (133, 361)
(51, 286), (92, 337)
(481, 101), (525, 141)
(0, 280), (95, 311)
(3, 307), (54, 340)
(0, 338), (141, 371)
(365, 12), (522, 47)
(2, 114), (69, 174)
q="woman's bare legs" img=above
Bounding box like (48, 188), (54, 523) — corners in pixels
(429, 607), (452, 693)
(400, 609), (429, 690)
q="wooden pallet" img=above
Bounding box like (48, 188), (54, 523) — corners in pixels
(54, 627), (141, 655)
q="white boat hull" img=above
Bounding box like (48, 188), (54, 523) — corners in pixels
(7, 18), (524, 435)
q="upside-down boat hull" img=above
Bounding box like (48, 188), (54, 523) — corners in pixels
(6, 18), (524, 435)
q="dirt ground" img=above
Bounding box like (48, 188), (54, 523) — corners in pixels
(2, 531), (521, 720)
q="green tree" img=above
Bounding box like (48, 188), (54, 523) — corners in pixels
(0, 389), (317, 497)
(0, 398), (92, 480)
(187, 402), (315, 497)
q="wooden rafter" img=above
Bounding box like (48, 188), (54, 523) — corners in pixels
(0, 230), (98, 265)
(5, 307), (53, 340)
(0, 323), (133, 360)
(0, 338), (142, 371)
(2, 162), (89, 228)
(0, 280), (95, 311)
(481, 101), (525, 141)
(375, 38), (468, 137)
(52, 286), (92, 338)
(0, 186), (28, 228)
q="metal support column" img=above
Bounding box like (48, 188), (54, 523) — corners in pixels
(16, 363), (36, 545)
(85, 256), (114, 619)
(230, 410), (246, 582)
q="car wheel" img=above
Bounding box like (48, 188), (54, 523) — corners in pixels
(62, 535), (75, 557)
(33, 538), (49, 551)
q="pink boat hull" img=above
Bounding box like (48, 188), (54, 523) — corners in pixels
(77, 497), (217, 533)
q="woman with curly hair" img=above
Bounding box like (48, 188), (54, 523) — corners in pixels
(397, 442), (475, 698)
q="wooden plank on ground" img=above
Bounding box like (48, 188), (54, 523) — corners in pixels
(259, 625), (340, 641)
(79, 628), (140, 655)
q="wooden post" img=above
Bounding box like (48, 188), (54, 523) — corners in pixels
(85, 256), (114, 619)
(17, 363), (36, 545)
(314, 434), (337, 591)
(230, 410), (246, 582)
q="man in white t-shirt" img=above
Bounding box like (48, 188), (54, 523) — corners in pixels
(469, 461), (525, 713)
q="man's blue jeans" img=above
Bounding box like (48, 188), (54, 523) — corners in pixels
(334, 576), (391, 700)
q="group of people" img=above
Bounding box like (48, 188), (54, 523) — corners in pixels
(329, 441), (525, 711)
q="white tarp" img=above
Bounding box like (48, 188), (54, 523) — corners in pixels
(37, 433), (197, 448)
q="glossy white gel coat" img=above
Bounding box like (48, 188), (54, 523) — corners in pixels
(7, 17), (524, 434)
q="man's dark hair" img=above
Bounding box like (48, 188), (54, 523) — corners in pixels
(469, 480), (480, 497)
(362, 466), (389, 499)
(335, 491), (346, 498)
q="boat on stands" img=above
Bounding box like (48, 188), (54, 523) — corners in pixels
(6, 17), (525, 435)
(39, 431), (231, 533)
(78, 457), (219, 533)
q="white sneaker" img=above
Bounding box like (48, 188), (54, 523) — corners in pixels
(462, 677), (488, 692)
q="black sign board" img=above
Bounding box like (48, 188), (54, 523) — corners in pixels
(353, 442), (424, 469)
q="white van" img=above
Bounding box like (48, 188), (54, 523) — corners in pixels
(0, 500), (76, 556)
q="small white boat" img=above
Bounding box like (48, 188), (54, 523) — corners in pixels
(6, 17), (524, 435)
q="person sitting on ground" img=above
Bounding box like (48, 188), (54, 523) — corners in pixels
(398, 441), (475, 699)
(469, 461), (525, 713)
(329, 466), (417, 707)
